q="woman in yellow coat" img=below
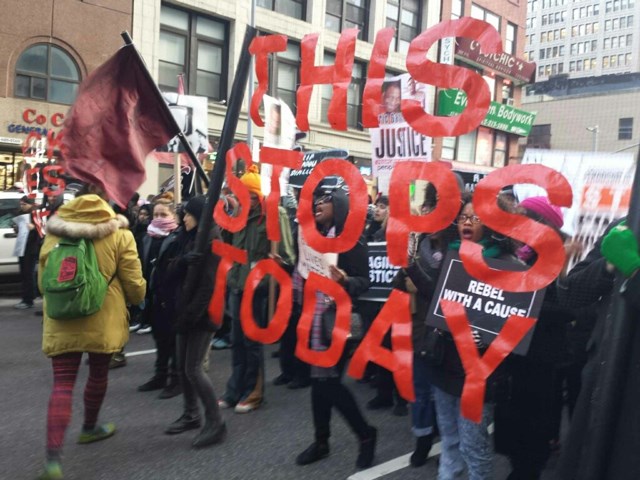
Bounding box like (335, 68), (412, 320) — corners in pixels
(37, 186), (146, 480)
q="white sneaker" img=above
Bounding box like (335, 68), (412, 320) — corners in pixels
(218, 399), (232, 409)
(14, 302), (33, 310)
(136, 325), (152, 335)
(234, 402), (258, 414)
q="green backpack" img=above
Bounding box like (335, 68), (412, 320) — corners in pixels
(42, 237), (110, 320)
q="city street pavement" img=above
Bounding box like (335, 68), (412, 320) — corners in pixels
(0, 292), (562, 480)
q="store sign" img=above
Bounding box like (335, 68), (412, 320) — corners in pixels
(437, 89), (536, 136)
(455, 37), (536, 84)
(6, 108), (65, 136)
(0, 136), (23, 145)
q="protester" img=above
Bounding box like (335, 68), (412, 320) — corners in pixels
(137, 194), (182, 399)
(164, 195), (227, 448)
(36, 184), (146, 480)
(360, 195), (408, 416)
(494, 196), (579, 480)
(555, 217), (640, 480)
(393, 185), (455, 468)
(219, 165), (295, 413)
(13, 195), (42, 309)
(295, 185), (377, 470)
(425, 193), (516, 480)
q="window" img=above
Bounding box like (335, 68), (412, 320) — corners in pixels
(159, 6), (228, 100)
(471, 4), (500, 32)
(325, 0), (369, 39)
(257, 0), (306, 20)
(272, 42), (300, 113)
(386, 0), (421, 54)
(527, 124), (551, 149)
(14, 44), (80, 105)
(321, 53), (364, 129)
(451, 0), (464, 19)
(619, 118), (633, 139)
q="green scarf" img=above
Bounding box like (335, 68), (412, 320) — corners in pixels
(449, 238), (503, 259)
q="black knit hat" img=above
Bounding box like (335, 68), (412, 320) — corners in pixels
(184, 195), (206, 222)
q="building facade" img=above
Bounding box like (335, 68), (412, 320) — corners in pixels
(525, 0), (639, 81)
(522, 73), (640, 158)
(434, 0), (531, 169)
(0, 0), (133, 190)
(133, 0), (444, 196)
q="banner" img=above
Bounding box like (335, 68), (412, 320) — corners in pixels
(359, 242), (401, 302)
(370, 73), (432, 194)
(426, 251), (545, 355)
(515, 149), (635, 268)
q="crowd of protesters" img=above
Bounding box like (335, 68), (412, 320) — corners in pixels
(15, 165), (640, 480)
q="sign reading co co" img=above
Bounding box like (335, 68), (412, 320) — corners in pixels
(22, 109), (65, 127)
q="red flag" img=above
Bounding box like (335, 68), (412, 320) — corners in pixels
(61, 45), (178, 208)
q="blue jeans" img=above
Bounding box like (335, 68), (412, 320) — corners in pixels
(434, 387), (493, 480)
(412, 354), (435, 437)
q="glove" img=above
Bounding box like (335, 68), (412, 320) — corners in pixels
(601, 223), (640, 277)
(137, 299), (146, 310)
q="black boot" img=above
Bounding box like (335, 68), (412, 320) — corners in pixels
(137, 375), (166, 392)
(158, 377), (182, 399)
(164, 414), (201, 435)
(296, 441), (330, 465)
(191, 421), (227, 448)
(410, 434), (433, 467)
(356, 426), (377, 469)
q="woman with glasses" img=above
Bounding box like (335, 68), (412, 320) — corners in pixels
(426, 192), (517, 480)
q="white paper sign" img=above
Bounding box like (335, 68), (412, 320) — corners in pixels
(296, 228), (337, 279)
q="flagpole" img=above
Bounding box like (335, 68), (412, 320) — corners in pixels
(180, 24), (257, 300)
(120, 31), (210, 189)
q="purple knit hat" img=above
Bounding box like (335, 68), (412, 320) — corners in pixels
(520, 196), (564, 229)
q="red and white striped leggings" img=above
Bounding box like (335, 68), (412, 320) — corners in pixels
(46, 352), (111, 456)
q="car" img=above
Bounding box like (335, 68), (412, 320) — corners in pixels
(0, 191), (74, 276)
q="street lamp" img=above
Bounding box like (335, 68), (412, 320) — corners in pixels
(586, 125), (599, 152)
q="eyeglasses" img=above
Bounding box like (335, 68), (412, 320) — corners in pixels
(314, 194), (333, 206)
(457, 214), (482, 224)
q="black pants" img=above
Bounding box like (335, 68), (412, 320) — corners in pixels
(19, 253), (38, 305)
(311, 359), (370, 443)
(279, 302), (310, 382)
(153, 327), (177, 381)
(176, 330), (222, 425)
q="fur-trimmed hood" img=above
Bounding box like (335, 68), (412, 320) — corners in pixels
(46, 194), (129, 240)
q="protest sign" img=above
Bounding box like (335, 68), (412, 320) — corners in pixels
(287, 148), (349, 188)
(156, 93), (209, 156)
(426, 251), (546, 355)
(370, 73), (432, 194)
(516, 149), (635, 268)
(296, 228), (338, 279)
(359, 242), (401, 302)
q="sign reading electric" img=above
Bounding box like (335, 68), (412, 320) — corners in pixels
(7, 109), (65, 135)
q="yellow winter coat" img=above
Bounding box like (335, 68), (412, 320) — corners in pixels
(39, 195), (146, 357)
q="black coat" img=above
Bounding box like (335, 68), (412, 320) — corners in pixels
(554, 218), (640, 480)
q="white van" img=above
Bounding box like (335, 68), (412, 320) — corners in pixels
(0, 191), (74, 276)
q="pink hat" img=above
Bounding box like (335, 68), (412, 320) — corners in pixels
(520, 196), (564, 229)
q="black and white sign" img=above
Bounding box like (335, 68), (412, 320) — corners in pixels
(288, 149), (349, 188)
(359, 242), (400, 302)
(426, 251), (545, 355)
